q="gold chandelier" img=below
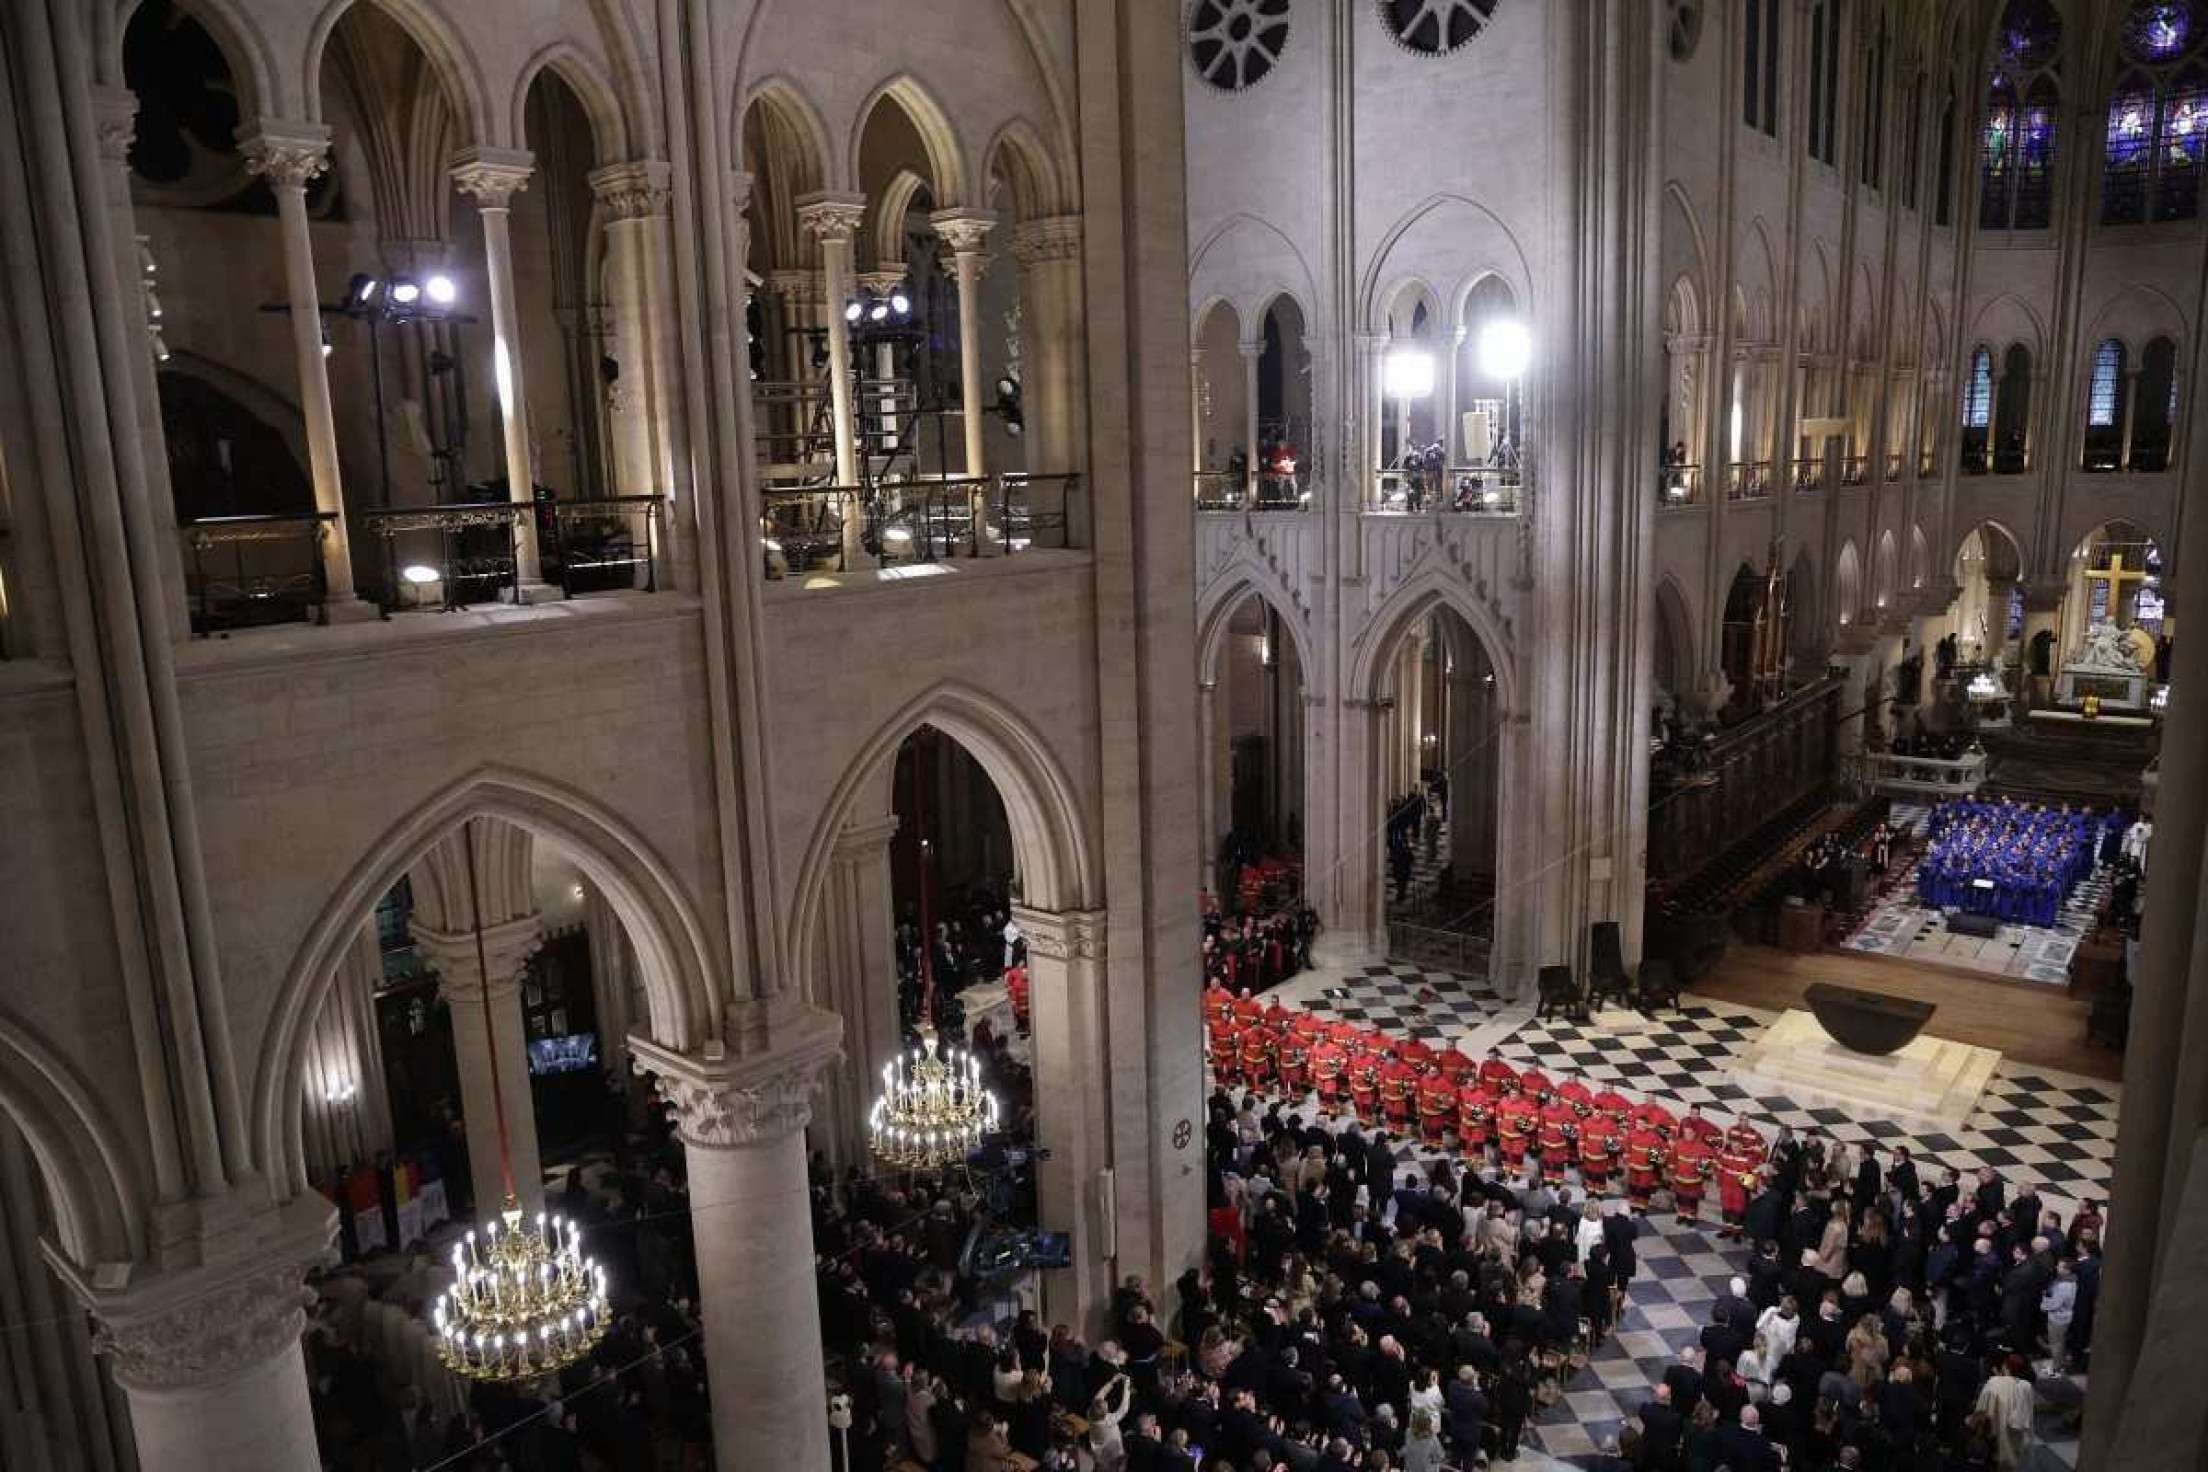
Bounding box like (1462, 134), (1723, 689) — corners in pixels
(869, 1022), (1000, 1171)
(424, 818), (613, 1383)
(433, 1208), (610, 1380)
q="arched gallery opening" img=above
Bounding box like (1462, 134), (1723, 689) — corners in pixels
(1374, 605), (1502, 969)
(1193, 298), (1246, 491)
(1204, 592), (1306, 914)
(1949, 522), (2026, 670)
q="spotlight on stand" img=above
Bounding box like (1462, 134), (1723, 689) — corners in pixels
(989, 374), (1023, 437)
(389, 277), (423, 307)
(347, 273), (381, 310)
(1383, 349), (1435, 399)
(844, 299), (865, 324)
(425, 274), (457, 306)
(891, 289), (911, 316)
(844, 289), (915, 329)
(1476, 320), (1534, 381)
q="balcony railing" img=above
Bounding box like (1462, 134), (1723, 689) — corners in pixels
(1884, 451), (1904, 482)
(1371, 463), (1523, 515)
(1725, 461), (1772, 501)
(360, 495), (669, 613)
(1918, 449), (1938, 477)
(762, 472), (1081, 579)
(547, 496), (665, 595)
(1658, 462), (1703, 506)
(1839, 455), (1869, 487)
(1193, 471), (1244, 510)
(1792, 458), (1828, 492)
(179, 510), (337, 635)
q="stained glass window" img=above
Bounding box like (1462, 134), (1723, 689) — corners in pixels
(2155, 64), (2206, 219)
(2088, 340), (2124, 426)
(2122, 1), (2202, 62)
(1981, 74), (2018, 228)
(1982, 1), (2062, 230)
(2106, 4), (2208, 224)
(1743, 0), (1761, 128)
(2015, 78), (2059, 227)
(1964, 348), (1992, 428)
(2104, 77), (2156, 222)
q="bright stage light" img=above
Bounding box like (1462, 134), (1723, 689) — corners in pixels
(401, 564), (441, 585)
(1476, 320), (1533, 381)
(844, 300), (864, 324)
(390, 278), (423, 306)
(890, 291), (911, 315)
(869, 301), (890, 322)
(425, 274), (457, 306)
(1383, 349), (1435, 399)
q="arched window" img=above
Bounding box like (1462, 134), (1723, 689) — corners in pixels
(2133, 334), (2181, 469)
(1960, 346), (1993, 472)
(1862, 12), (1890, 186)
(1744, 0), (1783, 135)
(1994, 344), (2033, 470)
(1809, 0), (1844, 165)
(2083, 338), (2128, 469)
(1981, 1), (2063, 230)
(2102, 5), (2208, 223)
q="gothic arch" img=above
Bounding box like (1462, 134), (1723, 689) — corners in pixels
(1187, 212), (1321, 327)
(1835, 539), (1865, 625)
(850, 74), (972, 209)
(783, 682), (1099, 988)
(157, 349), (310, 481)
(1357, 193), (1537, 332)
(1351, 571), (1520, 717)
(1254, 286), (1313, 335)
(1378, 277), (1441, 336)
(739, 75), (836, 195)
(1969, 291), (2050, 362)
(1652, 574), (1698, 696)
(1663, 181), (1712, 328)
(1197, 573), (1314, 687)
(303, 0), (495, 146)
(109, 0), (277, 120)
(0, 1020), (143, 1267)
(1738, 217), (1780, 342)
(510, 41), (630, 164)
(251, 766), (721, 1196)
(870, 170), (930, 267)
(982, 116), (1066, 221)
(2079, 281), (2191, 360)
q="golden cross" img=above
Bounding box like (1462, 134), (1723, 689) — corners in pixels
(2084, 552), (2150, 620)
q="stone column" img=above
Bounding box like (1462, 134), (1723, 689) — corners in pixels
(412, 914), (546, 1217)
(1011, 906), (1114, 1332)
(239, 122), (370, 616)
(301, 920), (396, 1181)
(1440, 326), (1467, 463)
(1240, 337), (1264, 506)
(450, 147), (551, 599)
(798, 194), (866, 496)
(1189, 349), (1207, 476)
(633, 1015), (842, 1472)
(817, 814), (903, 1166)
(587, 161), (681, 509)
(1009, 216), (1085, 487)
(931, 210), (996, 483)
(2119, 369), (2141, 470)
(66, 1203), (333, 1472)
(582, 880), (637, 1081)
(1198, 678), (1220, 888)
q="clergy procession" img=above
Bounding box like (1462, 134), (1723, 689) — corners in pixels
(1912, 801), (2128, 928)
(1203, 983), (1771, 1235)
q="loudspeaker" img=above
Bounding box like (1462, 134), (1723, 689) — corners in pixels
(1948, 911), (2001, 938)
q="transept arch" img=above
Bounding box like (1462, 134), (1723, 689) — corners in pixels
(981, 116), (1066, 221)
(109, 0), (278, 122)
(0, 1022), (143, 1267)
(251, 767), (722, 1197)
(509, 41), (631, 164)
(850, 74), (971, 210)
(1357, 193), (1536, 333)
(782, 682), (1098, 988)
(1197, 573), (1314, 687)
(1351, 571), (1520, 719)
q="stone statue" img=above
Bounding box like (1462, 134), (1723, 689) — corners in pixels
(2071, 622), (2148, 674)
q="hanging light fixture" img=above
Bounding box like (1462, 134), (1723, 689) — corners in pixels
(868, 735), (999, 1172)
(428, 820), (611, 1381)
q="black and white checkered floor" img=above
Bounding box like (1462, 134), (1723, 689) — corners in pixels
(1246, 961), (2119, 1465)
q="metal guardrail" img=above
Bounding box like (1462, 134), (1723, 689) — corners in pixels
(1371, 463), (1523, 515)
(548, 496), (664, 595)
(762, 472), (1081, 579)
(1658, 463), (1703, 506)
(180, 510), (338, 635)
(1725, 461), (1773, 501)
(360, 494), (667, 613)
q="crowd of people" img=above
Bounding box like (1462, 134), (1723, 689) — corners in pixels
(1204, 905), (1322, 996)
(1914, 799), (2128, 927)
(1384, 783), (1445, 904)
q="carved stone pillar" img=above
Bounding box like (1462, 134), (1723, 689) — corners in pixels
(450, 148), (552, 598)
(65, 1203), (333, 1472)
(817, 814), (902, 1166)
(239, 121), (371, 615)
(588, 161), (681, 521)
(1010, 216), (1084, 482)
(1240, 337), (1264, 505)
(582, 880), (638, 1081)
(797, 194), (867, 504)
(301, 920), (396, 1181)
(633, 1014), (842, 1472)
(412, 914), (546, 1217)
(1011, 906), (1114, 1331)
(932, 209), (996, 488)
(1198, 679), (1220, 888)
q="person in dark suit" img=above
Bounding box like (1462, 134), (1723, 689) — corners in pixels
(1601, 1206), (1639, 1287)
(1443, 1365), (1487, 1460)
(1635, 1383), (1684, 1470)
(1709, 1404), (1778, 1472)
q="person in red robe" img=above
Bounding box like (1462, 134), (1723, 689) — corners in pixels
(1625, 1121), (1665, 1212)
(1277, 1027), (1313, 1101)
(1349, 1048), (1386, 1124)
(1578, 1110), (1619, 1193)
(1536, 1098), (1578, 1185)
(1380, 1058), (1418, 1132)
(1239, 1026), (1278, 1097)
(1417, 1070), (1456, 1145)
(1495, 1091), (1537, 1173)
(1478, 1057), (1519, 1098)
(1458, 1080), (1497, 1163)
(1517, 1067), (1553, 1107)
(1312, 1036), (1349, 1115)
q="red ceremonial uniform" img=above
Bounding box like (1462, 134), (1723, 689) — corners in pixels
(1630, 1100), (1677, 1142)
(1204, 982), (1235, 1029)
(1716, 1142), (1759, 1236)
(1240, 1027), (1280, 1095)
(1592, 1089), (1633, 1122)
(1417, 1072), (1457, 1144)
(1380, 1060), (1419, 1131)
(1311, 1039), (1349, 1114)
(1578, 1112), (1619, 1190)
(1458, 1083), (1498, 1154)
(1399, 1040), (1439, 1074)
(1678, 1111), (1722, 1149)
(1669, 1134), (1712, 1219)
(1625, 1125), (1665, 1209)
(1349, 1050), (1387, 1124)
(1231, 994), (1265, 1027)
(1435, 1049), (1475, 1083)
(1555, 1079), (1596, 1118)
(1207, 1018), (1243, 1085)
(1517, 1068), (1554, 1106)
(1536, 1100), (1578, 1184)
(1277, 1029), (1313, 1096)
(1724, 1119), (1768, 1161)
(1495, 1093), (1537, 1170)
(1479, 1057), (1519, 1097)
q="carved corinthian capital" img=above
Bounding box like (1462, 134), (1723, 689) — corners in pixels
(1011, 215), (1083, 265)
(96, 1261), (317, 1391)
(796, 192), (868, 246)
(929, 207), (997, 257)
(630, 1008), (844, 1149)
(92, 88), (138, 165)
(239, 121), (332, 190)
(589, 159), (673, 220)
(450, 146), (536, 207)
(1009, 905), (1108, 962)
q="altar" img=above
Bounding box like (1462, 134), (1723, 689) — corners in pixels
(1729, 1002), (2000, 1135)
(2053, 621), (2159, 710)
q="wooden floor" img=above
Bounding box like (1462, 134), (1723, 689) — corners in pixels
(1688, 943), (2124, 1083)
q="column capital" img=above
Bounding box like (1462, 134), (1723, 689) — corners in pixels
(92, 86), (139, 164)
(796, 192), (868, 244)
(930, 207), (998, 255)
(630, 1007), (843, 1148)
(53, 1195), (332, 1394)
(1238, 338), (1266, 361)
(410, 913), (545, 997)
(857, 267), (909, 296)
(766, 267), (824, 305)
(450, 146), (536, 206)
(1008, 905), (1108, 962)
(238, 120), (332, 189)
(1010, 214), (1082, 264)
(834, 813), (901, 858)
(588, 158), (672, 220)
